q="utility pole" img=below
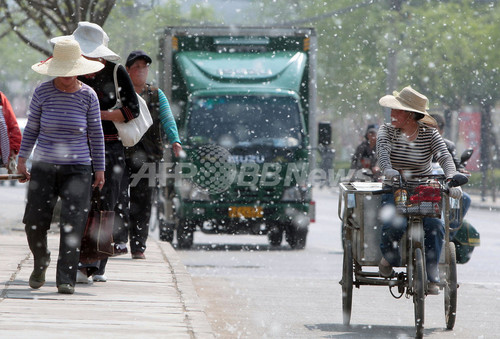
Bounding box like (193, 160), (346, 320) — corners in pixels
(385, 0), (402, 122)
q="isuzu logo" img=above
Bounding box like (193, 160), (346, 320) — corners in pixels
(228, 155), (266, 164)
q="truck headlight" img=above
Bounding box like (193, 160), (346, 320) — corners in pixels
(282, 186), (303, 201)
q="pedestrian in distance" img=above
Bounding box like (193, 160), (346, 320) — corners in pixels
(51, 21), (140, 283)
(376, 86), (462, 295)
(350, 124), (380, 181)
(112, 50), (182, 259)
(17, 39), (105, 295)
(0, 91), (22, 173)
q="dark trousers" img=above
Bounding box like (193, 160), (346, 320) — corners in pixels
(114, 145), (153, 253)
(23, 162), (92, 286)
(379, 192), (444, 283)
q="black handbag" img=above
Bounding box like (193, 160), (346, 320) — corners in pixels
(80, 189), (115, 263)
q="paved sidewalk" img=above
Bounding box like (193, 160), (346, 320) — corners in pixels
(0, 231), (215, 339)
(468, 192), (500, 211)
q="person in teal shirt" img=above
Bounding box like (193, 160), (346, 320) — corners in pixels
(113, 50), (182, 260)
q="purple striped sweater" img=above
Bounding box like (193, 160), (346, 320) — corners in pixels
(19, 80), (105, 172)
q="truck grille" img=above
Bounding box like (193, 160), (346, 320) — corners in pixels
(225, 185), (282, 202)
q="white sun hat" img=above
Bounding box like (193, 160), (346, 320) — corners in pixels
(50, 21), (120, 61)
(31, 39), (104, 77)
(379, 86), (437, 128)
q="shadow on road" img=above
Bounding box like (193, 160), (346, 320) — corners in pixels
(174, 243), (296, 252)
(305, 322), (446, 338)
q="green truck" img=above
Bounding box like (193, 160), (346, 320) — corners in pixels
(158, 26), (326, 249)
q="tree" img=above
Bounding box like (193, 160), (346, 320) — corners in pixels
(402, 1), (500, 198)
(254, 1), (500, 170)
(0, 0), (116, 56)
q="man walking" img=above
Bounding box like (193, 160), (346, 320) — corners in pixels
(115, 51), (182, 259)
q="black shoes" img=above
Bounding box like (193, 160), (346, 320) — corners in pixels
(378, 257), (394, 278)
(29, 257), (51, 289)
(57, 284), (75, 294)
(427, 282), (440, 295)
(131, 252), (146, 259)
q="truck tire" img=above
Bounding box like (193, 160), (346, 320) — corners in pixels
(267, 225), (284, 246)
(177, 219), (194, 249)
(159, 220), (175, 243)
(286, 226), (308, 250)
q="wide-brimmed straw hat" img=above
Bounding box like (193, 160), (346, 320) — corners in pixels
(31, 39), (104, 77)
(50, 21), (120, 61)
(379, 86), (437, 127)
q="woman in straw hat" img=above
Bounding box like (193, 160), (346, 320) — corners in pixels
(52, 22), (140, 283)
(17, 39), (105, 294)
(376, 86), (462, 295)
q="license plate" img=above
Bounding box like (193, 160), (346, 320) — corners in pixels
(228, 206), (263, 218)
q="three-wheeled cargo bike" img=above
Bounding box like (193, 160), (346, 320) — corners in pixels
(338, 174), (467, 338)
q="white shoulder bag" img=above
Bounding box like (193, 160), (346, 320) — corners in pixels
(112, 64), (153, 147)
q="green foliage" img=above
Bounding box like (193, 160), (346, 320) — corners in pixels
(466, 169), (500, 190)
(1, 0), (500, 164)
(103, 0), (219, 83)
(0, 0), (219, 109)
(403, 1), (500, 110)
(253, 0), (500, 165)
(0, 31), (40, 98)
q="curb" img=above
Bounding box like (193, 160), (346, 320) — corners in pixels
(155, 240), (215, 338)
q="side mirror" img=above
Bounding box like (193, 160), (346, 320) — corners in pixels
(318, 122), (331, 146)
(460, 149), (473, 165)
(448, 173), (468, 188)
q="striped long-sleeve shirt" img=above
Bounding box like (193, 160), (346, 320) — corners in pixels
(376, 123), (456, 181)
(19, 80), (105, 172)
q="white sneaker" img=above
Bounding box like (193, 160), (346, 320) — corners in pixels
(76, 270), (92, 284)
(93, 274), (107, 282)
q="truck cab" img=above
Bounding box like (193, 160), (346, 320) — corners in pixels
(159, 27), (318, 249)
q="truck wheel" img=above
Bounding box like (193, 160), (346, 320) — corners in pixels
(159, 220), (175, 243)
(286, 226), (308, 250)
(268, 225), (283, 246)
(177, 219), (194, 249)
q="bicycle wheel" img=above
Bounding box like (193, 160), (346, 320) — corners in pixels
(445, 241), (458, 329)
(342, 239), (353, 325)
(413, 248), (425, 339)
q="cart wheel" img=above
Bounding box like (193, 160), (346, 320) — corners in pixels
(413, 248), (425, 339)
(342, 239), (353, 325)
(445, 241), (458, 329)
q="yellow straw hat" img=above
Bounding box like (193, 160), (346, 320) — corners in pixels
(31, 39), (104, 77)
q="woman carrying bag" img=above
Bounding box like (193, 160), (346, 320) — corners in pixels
(17, 39), (105, 294)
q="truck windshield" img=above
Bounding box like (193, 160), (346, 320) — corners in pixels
(187, 95), (303, 148)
